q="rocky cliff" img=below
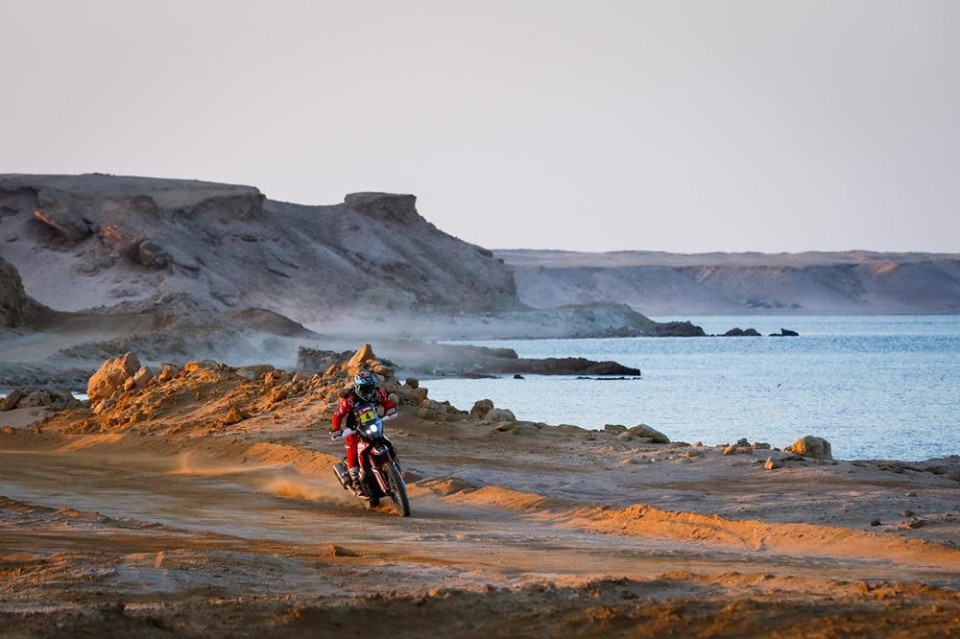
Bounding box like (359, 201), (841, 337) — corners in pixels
(0, 174), (519, 320)
(497, 250), (960, 315)
(0, 175), (665, 386)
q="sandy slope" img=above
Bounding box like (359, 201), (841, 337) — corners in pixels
(1, 359), (958, 637)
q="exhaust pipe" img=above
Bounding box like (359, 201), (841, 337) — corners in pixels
(333, 462), (349, 490)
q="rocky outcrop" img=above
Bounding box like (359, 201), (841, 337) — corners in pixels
(87, 352), (152, 407)
(612, 423), (670, 444)
(297, 342), (640, 378)
(487, 357), (639, 377)
(771, 328), (800, 337)
(344, 192), (421, 226)
(0, 386), (79, 411)
(0, 256), (53, 328)
(785, 436), (833, 460)
(723, 327), (761, 337)
(33, 189), (95, 244)
(651, 321), (705, 337)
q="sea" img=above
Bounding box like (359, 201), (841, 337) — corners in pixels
(424, 316), (960, 462)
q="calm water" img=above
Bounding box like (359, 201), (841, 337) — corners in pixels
(425, 316), (960, 461)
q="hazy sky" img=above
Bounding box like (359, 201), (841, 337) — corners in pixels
(2, 1), (958, 253)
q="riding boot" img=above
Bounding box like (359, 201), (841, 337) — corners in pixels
(348, 466), (366, 498)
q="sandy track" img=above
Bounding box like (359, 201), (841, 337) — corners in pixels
(2, 414), (959, 637)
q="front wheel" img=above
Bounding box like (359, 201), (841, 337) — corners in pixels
(385, 458), (410, 517)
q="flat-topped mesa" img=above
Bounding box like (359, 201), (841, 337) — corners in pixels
(344, 193), (423, 226)
(0, 174), (522, 319)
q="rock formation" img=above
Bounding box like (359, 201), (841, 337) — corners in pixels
(296, 342), (641, 378)
(0, 256), (53, 328)
(786, 435), (834, 461)
(497, 249), (960, 315)
(0, 175), (519, 318)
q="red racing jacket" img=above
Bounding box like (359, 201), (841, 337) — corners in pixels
(331, 388), (397, 431)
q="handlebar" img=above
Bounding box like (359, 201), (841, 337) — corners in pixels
(330, 411), (396, 440)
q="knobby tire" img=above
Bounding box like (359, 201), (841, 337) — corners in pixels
(386, 458), (411, 517)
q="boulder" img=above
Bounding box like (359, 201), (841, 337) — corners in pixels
(416, 407), (439, 421)
(483, 408), (516, 424)
(1, 388), (24, 411)
(132, 366), (153, 388)
(343, 344), (376, 377)
(87, 352), (141, 403)
(626, 423), (669, 444)
(135, 240), (169, 269)
(183, 360), (217, 372)
(15, 388), (76, 410)
(785, 435), (833, 460)
(156, 363), (179, 382)
(471, 399), (495, 417)
(223, 405), (247, 425)
(372, 361), (394, 377)
(604, 424), (627, 434)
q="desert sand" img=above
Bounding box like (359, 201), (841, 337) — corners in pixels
(2, 349), (959, 638)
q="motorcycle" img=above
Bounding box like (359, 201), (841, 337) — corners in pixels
(331, 403), (411, 517)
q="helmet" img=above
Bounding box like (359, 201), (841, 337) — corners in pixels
(354, 371), (378, 401)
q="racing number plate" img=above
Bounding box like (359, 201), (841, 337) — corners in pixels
(357, 407), (377, 426)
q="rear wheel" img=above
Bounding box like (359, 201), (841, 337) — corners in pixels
(385, 459), (410, 517)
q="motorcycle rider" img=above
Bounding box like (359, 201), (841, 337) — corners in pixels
(330, 371), (397, 496)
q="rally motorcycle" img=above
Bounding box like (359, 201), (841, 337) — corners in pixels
(332, 404), (411, 517)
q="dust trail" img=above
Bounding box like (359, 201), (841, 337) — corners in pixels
(261, 472), (351, 505)
(169, 451), (277, 477)
(168, 450), (353, 505)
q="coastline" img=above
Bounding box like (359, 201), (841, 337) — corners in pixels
(1, 350), (958, 636)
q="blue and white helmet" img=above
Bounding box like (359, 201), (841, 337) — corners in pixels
(354, 371), (378, 401)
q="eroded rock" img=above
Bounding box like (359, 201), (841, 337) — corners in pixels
(87, 352), (141, 403)
(785, 435), (833, 461)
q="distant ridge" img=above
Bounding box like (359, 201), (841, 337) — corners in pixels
(496, 249), (960, 315)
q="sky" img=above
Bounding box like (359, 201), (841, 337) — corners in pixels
(2, 1), (959, 253)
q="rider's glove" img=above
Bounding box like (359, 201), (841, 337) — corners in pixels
(329, 429), (343, 441)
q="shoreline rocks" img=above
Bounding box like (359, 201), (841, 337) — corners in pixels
(786, 435), (833, 460)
